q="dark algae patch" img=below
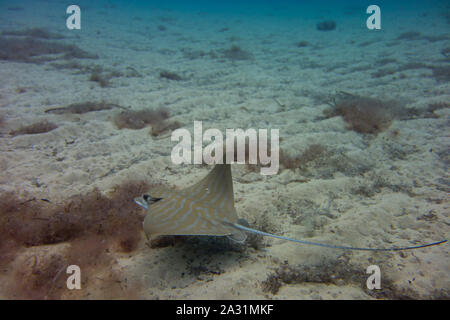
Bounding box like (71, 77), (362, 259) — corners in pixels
(113, 107), (170, 130)
(222, 45), (253, 61)
(160, 70), (184, 81)
(0, 27), (97, 63)
(9, 120), (58, 136)
(113, 107), (182, 136)
(2, 27), (64, 40)
(324, 92), (401, 135)
(45, 101), (125, 115)
(316, 21), (337, 31)
(0, 180), (150, 299)
(0, 37), (97, 63)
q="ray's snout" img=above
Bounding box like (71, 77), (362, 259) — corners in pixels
(134, 196), (149, 210)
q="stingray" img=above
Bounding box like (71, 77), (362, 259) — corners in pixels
(135, 164), (447, 251)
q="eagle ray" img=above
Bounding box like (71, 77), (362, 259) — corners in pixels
(135, 164), (447, 251)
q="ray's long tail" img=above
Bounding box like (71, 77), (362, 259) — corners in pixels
(232, 223), (448, 251)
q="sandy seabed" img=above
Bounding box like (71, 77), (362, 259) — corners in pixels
(0, 1), (449, 299)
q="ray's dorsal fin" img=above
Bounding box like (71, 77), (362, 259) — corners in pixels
(136, 164), (447, 251)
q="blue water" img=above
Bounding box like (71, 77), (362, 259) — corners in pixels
(0, 0), (448, 300)
(1, 0), (449, 30)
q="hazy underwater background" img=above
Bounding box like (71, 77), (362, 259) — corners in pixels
(0, 0), (448, 299)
